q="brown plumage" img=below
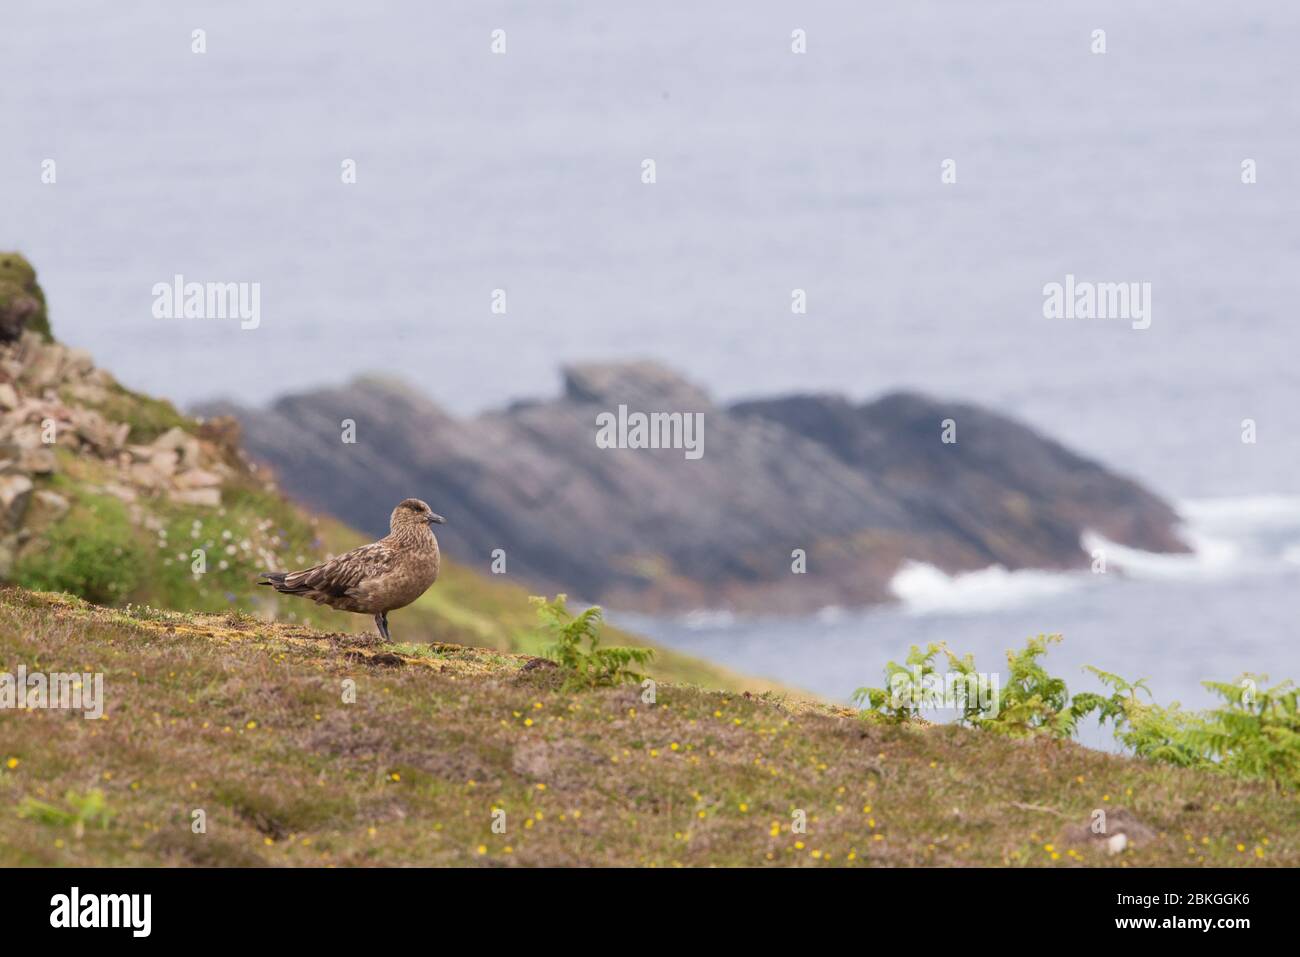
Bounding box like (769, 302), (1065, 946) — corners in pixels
(258, 498), (445, 641)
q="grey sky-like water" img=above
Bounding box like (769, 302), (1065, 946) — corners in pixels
(4, 0), (1298, 500)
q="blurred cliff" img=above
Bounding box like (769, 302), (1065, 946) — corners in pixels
(200, 362), (1187, 613)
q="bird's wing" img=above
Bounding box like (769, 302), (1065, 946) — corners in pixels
(279, 541), (397, 601)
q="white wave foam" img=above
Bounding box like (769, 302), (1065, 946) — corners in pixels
(1086, 494), (1300, 582)
(889, 561), (1082, 615)
(1081, 529), (1240, 582)
(890, 494), (1300, 614)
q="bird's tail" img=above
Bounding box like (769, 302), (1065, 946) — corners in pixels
(258, 571), (301, 594)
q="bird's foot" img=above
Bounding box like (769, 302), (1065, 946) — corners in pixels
(374, 613), (391, 642)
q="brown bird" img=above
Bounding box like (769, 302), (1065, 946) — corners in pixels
(258, 498), (445, 642)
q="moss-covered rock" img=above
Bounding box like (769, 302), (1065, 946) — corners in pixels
(12, 488), (144, 604)
(0, 252), (52, 342)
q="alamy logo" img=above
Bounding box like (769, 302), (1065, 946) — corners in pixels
(50, 887), (151, 937)
(152, 274), (261, 329)
(888, 666), (1001, 717)
(0, 666), (103, 719)
(1042, 274), (1151, 330)
(595, 405), (704, 460)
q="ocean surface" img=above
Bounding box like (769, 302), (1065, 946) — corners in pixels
(4, 1), (1298, 733)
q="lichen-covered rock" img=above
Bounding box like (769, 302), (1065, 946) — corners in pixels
(0, 309), (244, 582)
(0, 253), (52, 342)
(0, 472), (33, 529)
(149, 448), (179, 477)
(169, 487), (221, 507)
(174, 467), (222, 489)
(21, 489), (69, 532)
(18, 338), (69, 389)
(128, 461), (170, 490)
(67, 407), (129, 454)
(151, 426), (202, 468)
(17, 447), (55, 474)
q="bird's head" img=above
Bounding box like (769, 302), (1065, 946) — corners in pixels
(391, 498), (447, 532)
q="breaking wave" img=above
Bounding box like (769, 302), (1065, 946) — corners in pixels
(889, 562), (1084, 615)
(890, 494), (1300, 615)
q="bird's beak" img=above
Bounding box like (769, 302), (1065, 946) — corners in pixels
(428, 513), (446, 526)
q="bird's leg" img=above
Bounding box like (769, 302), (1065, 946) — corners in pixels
(374, 612), (391, 642)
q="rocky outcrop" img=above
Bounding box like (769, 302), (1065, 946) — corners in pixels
(200, 362), (1188, 614)
(0, 253), (52, 342)
(730, 391), (1187, 572)
(0, 330), (242, 576)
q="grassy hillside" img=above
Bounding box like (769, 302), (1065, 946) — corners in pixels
(1, 589), (1293, 867)
(16, 445), (769, 691)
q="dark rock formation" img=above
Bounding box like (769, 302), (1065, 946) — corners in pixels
(198, 362), (1188, 613)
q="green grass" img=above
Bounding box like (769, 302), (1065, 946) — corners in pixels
(11, 448), (771, 694)
(14, 489), (144, 604)
(0, 588), (1295, 867)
